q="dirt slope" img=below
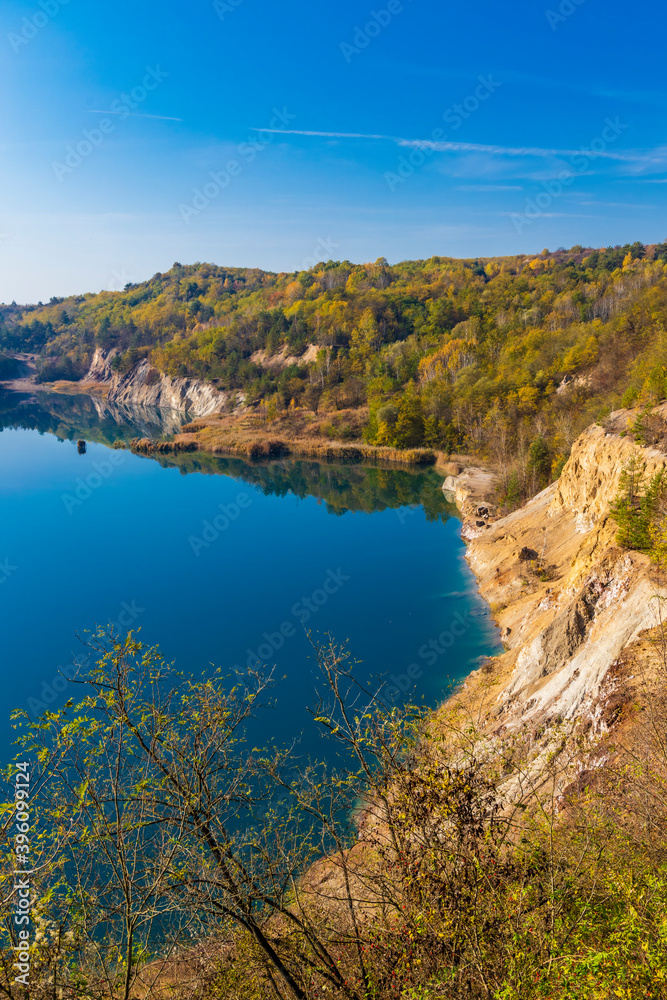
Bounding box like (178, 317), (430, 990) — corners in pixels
(444, 407), (667, 752)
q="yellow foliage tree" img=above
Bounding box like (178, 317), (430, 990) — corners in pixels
(349, 309), (379, 376)
(517, 385), (540, 411)
(418, 338), (470, 383)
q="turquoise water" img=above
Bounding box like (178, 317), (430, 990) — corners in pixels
(0, 391), (501, 761)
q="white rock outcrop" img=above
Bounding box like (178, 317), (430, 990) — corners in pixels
(85, 349), (234, 417)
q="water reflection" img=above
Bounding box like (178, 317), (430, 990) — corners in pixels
(0, 388), (187, 442)
(151, 450), (456, 521)
(0, 389), (455, 521)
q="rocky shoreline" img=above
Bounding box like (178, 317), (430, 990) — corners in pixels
(442, 464), (499, 535)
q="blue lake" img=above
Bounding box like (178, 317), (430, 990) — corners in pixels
(0, 390), (501, 762)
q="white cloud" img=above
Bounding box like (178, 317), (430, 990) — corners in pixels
(252, 127), (665, 166)
(579, 200), (655, 209)
(456, 184), (523, 191)
(497, 212), (596, 219)
(85, 111), (183, 121)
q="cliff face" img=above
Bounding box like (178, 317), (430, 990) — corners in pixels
(85, 349), (236, 417)
(452, 408), (667, 743)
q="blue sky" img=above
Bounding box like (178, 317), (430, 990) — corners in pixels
(2, 0), (666, 302)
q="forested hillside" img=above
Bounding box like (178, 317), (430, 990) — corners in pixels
(4, 241), (667, 505)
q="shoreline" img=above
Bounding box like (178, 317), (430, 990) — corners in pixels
(0, 375), (109, 399)
(1, 371), (492, 474)
(132, 424), (444, 468)
(2, 356), (502, 484)
(0, 376), (501, 489)
(131, 408), (498, 477)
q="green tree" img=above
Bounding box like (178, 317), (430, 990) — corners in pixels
(610, 456), (667, 550)
(393, 387), (425, 448)
(423, 414), (442, 449)
(528, 436), (551, 486)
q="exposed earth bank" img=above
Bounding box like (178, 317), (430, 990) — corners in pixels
(441, 405), (667, 789)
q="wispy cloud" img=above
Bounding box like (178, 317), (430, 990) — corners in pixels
(396, 139), (659, 164)
(251, 128), (389, 140)
(579, 200), (655, 209)
(497, 211), (596, 219)
(251, 127), (663, 165)
(85, 110), (183, 121)
(456, 184), (523, 191)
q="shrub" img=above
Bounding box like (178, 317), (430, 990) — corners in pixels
(0, 353), (19, 379)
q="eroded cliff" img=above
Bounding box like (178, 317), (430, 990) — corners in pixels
(85, 349), (235, 417)
(447, 407), (667, 753)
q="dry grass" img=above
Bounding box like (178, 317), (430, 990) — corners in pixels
(159, 410), (438, 466)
